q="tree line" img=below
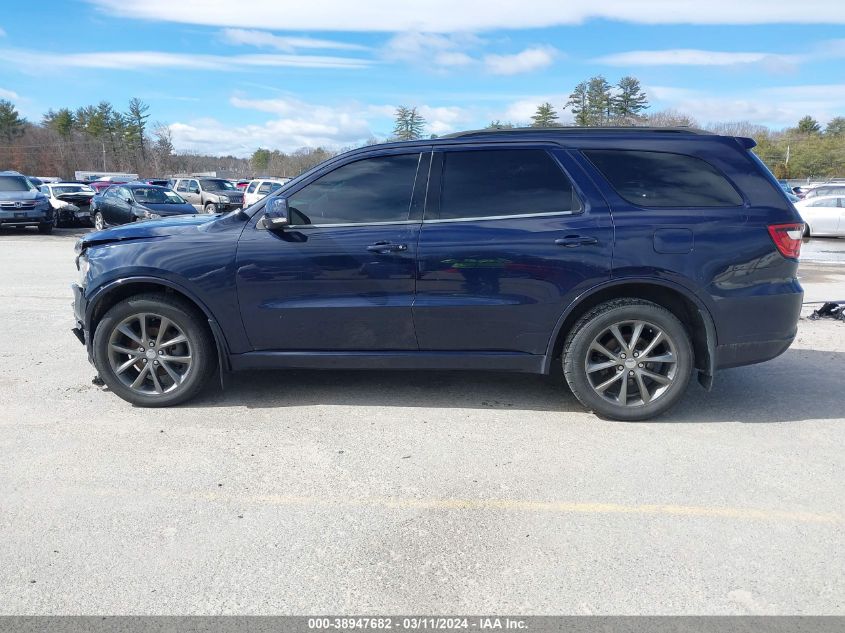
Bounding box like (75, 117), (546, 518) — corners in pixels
(2, 78), (844, 181)
(388, 74), (845, 179)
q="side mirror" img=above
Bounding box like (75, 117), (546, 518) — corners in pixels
(262, 197), (289, 230)
(125, 196), (133, 204)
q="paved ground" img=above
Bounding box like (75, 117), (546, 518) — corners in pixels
(0, 227), (843, 615)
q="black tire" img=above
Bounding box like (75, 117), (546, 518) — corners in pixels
(204, 202), (217, 214)
(37, 222), (53, 235)
(92, 293), (216, 407)
(562, 298), (693, 421)
(803, 224), (811, 238)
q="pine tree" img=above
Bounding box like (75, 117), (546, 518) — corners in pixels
(586, 76), (613, 126)
(530, 102), (560, 127)
(796, 115), (821, 134)
(393, 106), (426, 141)
(612, 76), (649, 124)
(824, 116), (845, 136)
(0, 99), (26, 144)
(565, 82), (590, 126)
(126, 98), (150, 160)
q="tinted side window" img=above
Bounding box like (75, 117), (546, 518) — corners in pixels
(288, 153), (419, 225)
(246, 182), (258, 193)
(437, 149), (578, 220)
(584, 149), (743, 207)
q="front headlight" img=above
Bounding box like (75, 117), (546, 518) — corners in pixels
(76, 253), (90, 288)
(218, 195), (230, 203)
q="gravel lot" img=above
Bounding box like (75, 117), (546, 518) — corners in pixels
(1, 228), (843, 615)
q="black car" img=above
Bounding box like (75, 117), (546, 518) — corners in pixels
(91, 184), (197, 230)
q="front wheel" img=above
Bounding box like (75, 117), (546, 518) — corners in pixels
(92, 294), (216, 407)
(563, 299), (693, 421)
(204, 203), (217, 214)
(37, 222), (53, 235)
(94, 212), (105, 231)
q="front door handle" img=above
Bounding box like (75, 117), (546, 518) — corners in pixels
(555, 235), (598, 248)
(366, 242), (408, 253)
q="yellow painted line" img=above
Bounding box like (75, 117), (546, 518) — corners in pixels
(154, 490), (840, 524)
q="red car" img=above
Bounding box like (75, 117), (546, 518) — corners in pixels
(89, 179), (130, 193)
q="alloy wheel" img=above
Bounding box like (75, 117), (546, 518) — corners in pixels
(584, 319), (678, 407)
(106, 312), (193, 396)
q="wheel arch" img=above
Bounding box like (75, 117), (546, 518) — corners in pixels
(86, 277), (231, 371)
(544, 279), (717, 381)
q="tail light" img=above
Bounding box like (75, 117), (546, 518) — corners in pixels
(768, 223), (804, 259)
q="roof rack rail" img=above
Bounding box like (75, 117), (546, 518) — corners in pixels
(441, 126), (713, 139)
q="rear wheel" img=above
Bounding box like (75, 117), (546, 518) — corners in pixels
(803, 224), (811, 238)
(204, 202), (217, 214)
(94, 212), (105, 231)
(92, 294), (216, 407)
(563, 299), (693, 421)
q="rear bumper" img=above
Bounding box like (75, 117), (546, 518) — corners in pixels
(713, 285), (802, 370)
(715, 332), (796, 369)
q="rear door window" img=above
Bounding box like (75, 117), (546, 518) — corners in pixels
(584, 149), (743, 208)
(436, 149), (580, 220)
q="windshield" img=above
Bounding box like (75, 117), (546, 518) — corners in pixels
(200, 179), (236, 191)
(132, 187), (188, 204)
(0, 175), (37, 192)
(53, 185), (94, 196)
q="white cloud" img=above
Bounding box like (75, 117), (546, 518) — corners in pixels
(220, 28), (368, 51)
(646, 83), (845, 127)
(0, 47), (370, 72)
(382, 31), (482, 70)
(484, 46), (557, 75)
(595, 49), (800, 67)
(88, 0), (845, 31)
(168, 95), (473, 155)
(0, 87), (20, 100)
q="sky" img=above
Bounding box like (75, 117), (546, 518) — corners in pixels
(1, 1), (845, 157)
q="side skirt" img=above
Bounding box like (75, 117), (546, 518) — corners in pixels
(228, 350), (545, 373)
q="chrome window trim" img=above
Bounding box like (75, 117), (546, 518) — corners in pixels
(260, 219), (421, 230)
(423, 209), (581, 224)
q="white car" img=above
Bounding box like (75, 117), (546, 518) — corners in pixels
(243, 178), (290, 208)
(40, 182), (96, 227)
(795, 196), (845, 237)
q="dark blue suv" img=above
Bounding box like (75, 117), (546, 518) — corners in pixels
(71, 128), (804, 420)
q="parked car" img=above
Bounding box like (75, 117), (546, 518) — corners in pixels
(802, 184), (845, 200)
(0, 171), (53, 233)
(171, 177), (244, 213)
(72, 127), (805, 420)
(141, 178), (171, 187)
(91, 184), (197, 230)
(89, 179), (131, 193)
(242, 177), (290, 207)
(795, 196), (845, 237)
(40, 182), (96, 227)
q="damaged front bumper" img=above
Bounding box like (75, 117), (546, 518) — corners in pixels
(71, 283), (93, 364)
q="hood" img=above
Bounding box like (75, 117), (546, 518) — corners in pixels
(57, 192), (95, 204)
(80, 213), (218, 248)
(0, 191), (43, 202)
(139, 202), (197, 215)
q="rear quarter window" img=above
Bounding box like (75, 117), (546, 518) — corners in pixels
(584, 149), (743, 208)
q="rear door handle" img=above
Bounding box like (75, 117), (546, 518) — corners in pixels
(366, 242), (408, 253)
(555, 235), (598, 248)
